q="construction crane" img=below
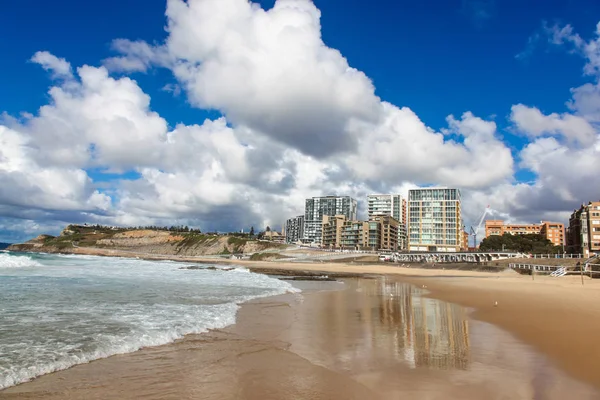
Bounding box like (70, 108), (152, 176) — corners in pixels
(470, 205), (490, 249)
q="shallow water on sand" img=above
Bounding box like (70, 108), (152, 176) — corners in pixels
(284, 278), (600, 399)
(2, 276), (598, 399)
(0, 252), (297, 390)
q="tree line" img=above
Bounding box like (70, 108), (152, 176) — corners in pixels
(75, 224), (276, 238)
(479, 233), (563, 254)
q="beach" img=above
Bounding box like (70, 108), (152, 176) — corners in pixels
(2, 258), (600, 399)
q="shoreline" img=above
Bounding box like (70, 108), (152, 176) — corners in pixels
(2, 275), (598, 399)
(2, 251), (600, 397)
(401, 274), (600, 390)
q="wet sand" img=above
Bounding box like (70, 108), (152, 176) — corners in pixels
(2, 277), (599, 399)
(402, 273), (600, 391)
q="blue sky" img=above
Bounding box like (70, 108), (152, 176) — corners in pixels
(2, 0), (598, 128)
(1, 0), (600, 242)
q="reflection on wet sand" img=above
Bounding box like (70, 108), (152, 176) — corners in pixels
(288, 278), (471, 374)
(287, 278), (600, 399)
(2, 277), (599, 400)
(376, 280), (470, 370)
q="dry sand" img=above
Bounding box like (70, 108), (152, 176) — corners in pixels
(2, 254), (600, 399)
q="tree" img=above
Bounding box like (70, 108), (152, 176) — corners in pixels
(250, 226), (255, 236)
(266, 226), (271, 232)
(479, 233), (561, 254)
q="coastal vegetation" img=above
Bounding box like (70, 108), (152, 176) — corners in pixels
(9, 224), (290, 257)
(479, 233), (562, 254)
(249, 252), (288, 261)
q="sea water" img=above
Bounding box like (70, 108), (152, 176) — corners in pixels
(0, 252), (298, 389)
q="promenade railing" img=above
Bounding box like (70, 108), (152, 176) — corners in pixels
(530, 254), (583, 259)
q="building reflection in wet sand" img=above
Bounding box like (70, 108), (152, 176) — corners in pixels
(291, 278), (470, 374)
(369, 278), (470, 371)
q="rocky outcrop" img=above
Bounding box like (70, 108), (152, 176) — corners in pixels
(8, 225), (288, 256)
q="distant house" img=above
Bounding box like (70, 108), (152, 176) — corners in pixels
(263, 231), (286, 243)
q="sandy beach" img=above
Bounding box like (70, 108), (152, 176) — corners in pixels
(2, 257), (600, 399)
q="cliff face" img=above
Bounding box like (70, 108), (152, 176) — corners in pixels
(7, 225), (287, 256)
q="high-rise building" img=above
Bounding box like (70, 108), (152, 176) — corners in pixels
(285, 215), (304, 244)
(304, 196), (358, 243)
(408, 188), (462, 252)
(484, 220), (565, 247)
(567, 201), (600, 257)
(367, 194), (408, 250)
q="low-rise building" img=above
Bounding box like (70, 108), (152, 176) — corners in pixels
(567, 201), (600, 257)
(341, 221), (369, 249)
(263, 230), (285, 243)
(484, 220), (565, 247)
(540, 221), (566, 247)
(370, 215), (399, 251)
(321, 215), (347, 248)
(461, 230), (469, 251)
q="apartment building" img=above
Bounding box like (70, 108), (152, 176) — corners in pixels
(567, 201), (600, 257)
(461, 230), (469, 251)
(341, 220), (369, 249)
(285, 215), (304, 244)
(304, 196), (358, 244)
(322, 214), (400, 251)
(484, 220), (565, 247)
(367, 219), (382, 250)
(321, 215), (347, 248)
(540, 222), (566, 247)
(408, 188), (462, 252)
(369, 215), (399, 251)
(367, 194), (408, 250)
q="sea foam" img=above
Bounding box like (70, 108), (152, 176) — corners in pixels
(0, 253), (42, 268)
(0, 253), (299, 390)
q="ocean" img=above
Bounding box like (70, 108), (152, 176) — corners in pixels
(0, 251), (298, 390)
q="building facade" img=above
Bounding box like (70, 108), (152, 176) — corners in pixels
(484, 220), (565, 247)
(461, 230), (469, 251)
(367, 194), (408, 250)
(341, 221), (369, 249)
(369, 215), (399, 251)
(321, 215), (347, 248)
(540, 222), (566, 247)
(304, 196), (358, 244)
(408, 188), (462, 252)
(567, 201), (600, 257)
(285, 215), (304, 244)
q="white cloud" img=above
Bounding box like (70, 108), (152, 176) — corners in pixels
(103, 39), (171, 73)
(30, 51), (73, 79)
(510, 104), (597, 145)
(108, 0), (514, 187)
(544, 21), (600, 78)
(6, 2), (600, 239)
(0, 124), (111, 214)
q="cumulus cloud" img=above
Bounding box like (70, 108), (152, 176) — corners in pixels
(510, 104), (597, 145)
(4, 1), (600, 239)
(107, 0), (514, 183)
(103, 39), (171, 73)
(30, 51), (73, 79)
(499, 21), (600, 224)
